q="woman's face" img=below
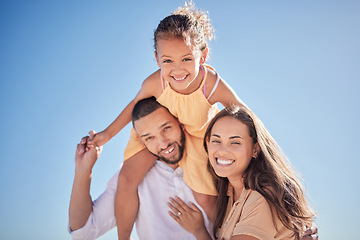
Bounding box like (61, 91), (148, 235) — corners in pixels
(207, 116), (258, 183)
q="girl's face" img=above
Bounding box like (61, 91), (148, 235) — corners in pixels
(155, 37), (207, 94)
(207, 116), (258, 183)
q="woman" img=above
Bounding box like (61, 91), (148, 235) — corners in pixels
(168, 105), (315, 239)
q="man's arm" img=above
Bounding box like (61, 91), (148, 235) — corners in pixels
(69, 135), (102, 231)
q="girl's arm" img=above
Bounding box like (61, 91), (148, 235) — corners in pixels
(205, 69), (249, 109)
(209, 78), (249, 109)
(88, 70), (162, 147)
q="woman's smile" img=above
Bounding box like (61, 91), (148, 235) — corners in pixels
(215, 157), (235, 166)
(208, 116), (256, 181)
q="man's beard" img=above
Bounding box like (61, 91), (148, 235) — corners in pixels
(151, 129), (185, 165)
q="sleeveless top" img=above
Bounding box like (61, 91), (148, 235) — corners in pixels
(157, 65), (219, 139)
(124, 65), (220, 195)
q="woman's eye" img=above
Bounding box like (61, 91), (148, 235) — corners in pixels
(231, 142), (240, 145)
(163, 59), (172, 63)
(164, 126), (171, 131)
(211, 140), (220, 143)
(183, 58), (192, 62)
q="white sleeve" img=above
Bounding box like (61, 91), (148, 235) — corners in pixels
(69, 171), (119, 240)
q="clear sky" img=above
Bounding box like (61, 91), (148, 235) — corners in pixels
(0, 1), (359, 239)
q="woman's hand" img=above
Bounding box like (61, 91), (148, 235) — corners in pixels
(168, 196), (211, 239)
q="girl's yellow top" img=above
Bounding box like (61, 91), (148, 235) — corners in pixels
(124, 65), (219, 195)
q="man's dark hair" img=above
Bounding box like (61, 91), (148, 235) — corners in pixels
(132, 97), (166, 126)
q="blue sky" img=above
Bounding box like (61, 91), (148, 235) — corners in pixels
(0, 1), (359, 239)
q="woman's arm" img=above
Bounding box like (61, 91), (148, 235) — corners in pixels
(168, 196), (213, 240)
(230, 235), (259, 240)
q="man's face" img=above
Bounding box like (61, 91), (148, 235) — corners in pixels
(134, 107), (185, 165)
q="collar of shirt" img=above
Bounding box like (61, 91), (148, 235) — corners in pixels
(154, 160), (183, 176)
(136, 159), (212, 239)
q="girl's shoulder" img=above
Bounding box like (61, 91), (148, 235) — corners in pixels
(203, 65), (244, 107)
(205, 65), (218, 80)
(203, 66), (219, 99)
(204, 65), (232, 104)
(140, 69), (163, 99)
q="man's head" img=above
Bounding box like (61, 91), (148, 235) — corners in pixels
(132, 97), (185, 166)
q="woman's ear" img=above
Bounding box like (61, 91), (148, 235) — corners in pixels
(253, 142), (260, 159)
(154, 51), (160, 67)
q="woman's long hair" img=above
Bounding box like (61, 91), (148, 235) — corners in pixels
(204, 105), (315, 239)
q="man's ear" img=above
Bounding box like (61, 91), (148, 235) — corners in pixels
(154, 51), (160, 68)
(180, 123), (185, 132)
(253, 142), (260, 159)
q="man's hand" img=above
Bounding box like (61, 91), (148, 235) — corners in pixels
(75, 131), (103, 175)
(69, 131), (103, 231)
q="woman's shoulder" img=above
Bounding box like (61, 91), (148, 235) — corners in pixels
(234, 189), (294, 239)
(242, 189), (269, 211)
(242, 190), (295, 239)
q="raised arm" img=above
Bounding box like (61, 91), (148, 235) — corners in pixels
(69, 133), (102, 231)
(88, 70), (162, 147)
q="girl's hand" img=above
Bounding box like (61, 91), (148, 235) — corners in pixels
(168, 196), (209, 238)
(87, 130), (111, 148)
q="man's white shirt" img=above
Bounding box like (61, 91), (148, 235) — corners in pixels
(69, 160), (213, 240)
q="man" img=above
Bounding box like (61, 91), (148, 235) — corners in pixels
(68, 97), (213, 240)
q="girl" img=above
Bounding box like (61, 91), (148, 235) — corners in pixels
(88, 2), (246, 238)
(168, 105), (316, 239)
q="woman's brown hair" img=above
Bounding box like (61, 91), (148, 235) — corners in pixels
(204, 105), (315, 239)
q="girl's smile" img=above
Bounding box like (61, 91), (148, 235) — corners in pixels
(155, 37), (207, 94)
(172, 74), (189, 83)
